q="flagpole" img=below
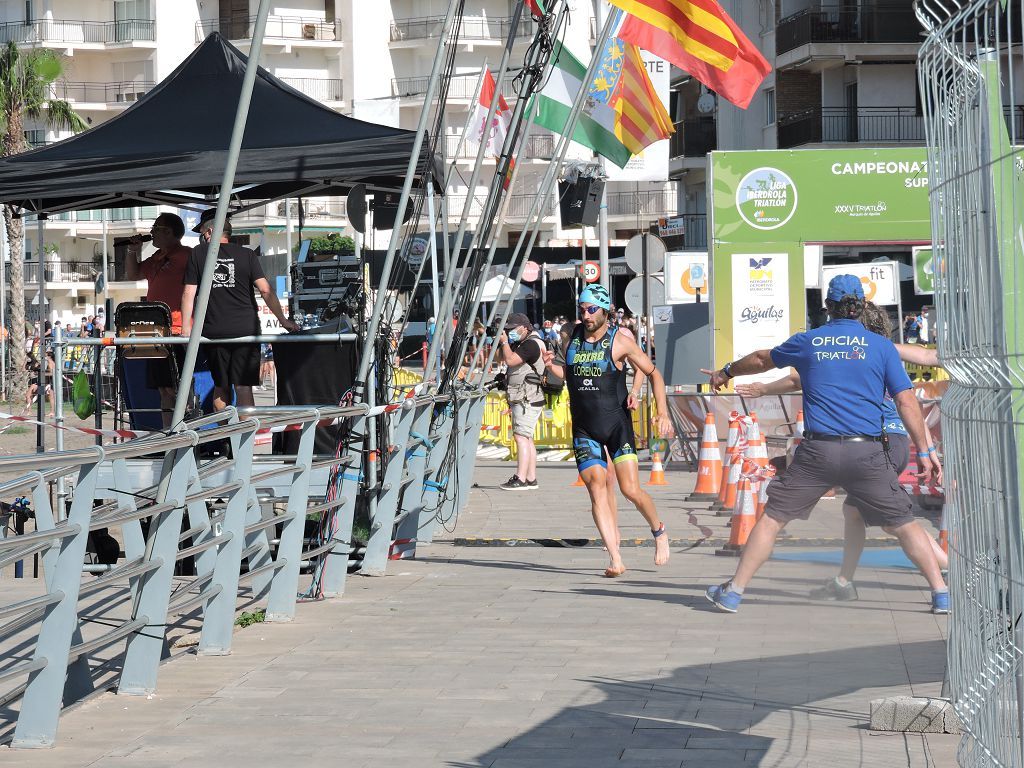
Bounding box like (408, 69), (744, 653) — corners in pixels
(476, 9), (621, 385)
(593, 0), (610, 294)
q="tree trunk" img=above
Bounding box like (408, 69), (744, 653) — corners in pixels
(3, 103), (27, 406)
(5, 204), (26, 404)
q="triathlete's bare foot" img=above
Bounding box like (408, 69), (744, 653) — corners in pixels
(653, 524), (670, 566)
(604, 562), (627, 578)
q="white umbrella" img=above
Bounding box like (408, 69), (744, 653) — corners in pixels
(476, 275), (533, 302)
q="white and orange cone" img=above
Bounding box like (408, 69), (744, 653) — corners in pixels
(688, 412), (722, 500)
(717, 477), (757, 556)
(647, 446), (669, 486)
(714, 416), (743, 507)
(746, 418), (769, 469)
(715, 453), (744, 516)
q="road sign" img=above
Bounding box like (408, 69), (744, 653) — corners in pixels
(583, 261), (601, 283)
(689, 262), (706, 289)
(625, 275), (665, 313)
(624, 233), (666, 274)
(523, 260), (541, 282)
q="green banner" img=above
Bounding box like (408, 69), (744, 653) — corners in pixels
(711, 148), (932, 244)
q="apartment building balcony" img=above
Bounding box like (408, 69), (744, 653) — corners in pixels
(606, 189), (677, 220)
(196, 16), (339, 45)
(50, 81), (154, 107)
(0, 18), (155, 47)
(442, 133), (556, 161)
(677, 214), (707, 251)
(390, 15), (533, 45)
(776, 5), (920, 70)
(392, 73), (520, 101)
(9, 261), (99, 286)
(445, 193), (555, 221)
(778, 106), (927, 147)
(280, 77), (344, 103)
(669, 118), (717, 159)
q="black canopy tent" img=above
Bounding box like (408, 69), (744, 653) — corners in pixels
(0, 32), (438, 215)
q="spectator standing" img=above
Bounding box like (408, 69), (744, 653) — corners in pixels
(496, 312), (545, 490)
(181, 210), (298, 411)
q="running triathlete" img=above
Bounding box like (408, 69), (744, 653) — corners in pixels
(542, 284), (675, 577)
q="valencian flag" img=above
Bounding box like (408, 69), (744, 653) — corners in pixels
(534, 38), (673, 168)
(609, 0), (770, 109)
(525, 0), (545, 18)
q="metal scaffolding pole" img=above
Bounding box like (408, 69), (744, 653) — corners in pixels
(168, 0), (274, 430)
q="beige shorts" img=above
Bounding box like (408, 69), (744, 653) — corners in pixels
(510, 402), (542, 438)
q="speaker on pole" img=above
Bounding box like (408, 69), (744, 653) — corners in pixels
(347, 184), (367, 234)
(558, 176), (604, 228)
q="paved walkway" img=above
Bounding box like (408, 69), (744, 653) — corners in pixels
(0, 461), (956, 767)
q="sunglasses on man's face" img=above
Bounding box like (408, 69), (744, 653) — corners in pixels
(578, 305), (602, 317)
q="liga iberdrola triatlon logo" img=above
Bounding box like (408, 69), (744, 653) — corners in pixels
(736, 167), (798, 231)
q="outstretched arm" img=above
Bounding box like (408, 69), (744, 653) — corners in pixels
(896, 343), (938, 367)
(735, 370), (801, 398)
(701, 349), (777, 392)
(894, 388), (941, 484)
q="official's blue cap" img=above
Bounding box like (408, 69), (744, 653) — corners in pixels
(578, 284), (611, 309)
(826, 274), (865, 302)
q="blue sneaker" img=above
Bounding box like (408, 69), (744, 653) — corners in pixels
(932, 591), (950, 615)
(705, 582), (743, 613)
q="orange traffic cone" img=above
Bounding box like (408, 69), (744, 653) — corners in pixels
(715, 453), (743, 516)
(647, 445), (669, 486)
(938, 508), (948, 554)
(746, 419), (769, 468)
(688, 413), (722, 500)
(717, 478), (757, 556)
(714, 417), (743, 507)
(572, 473), (586, 487)
(795, 409), (805, 440)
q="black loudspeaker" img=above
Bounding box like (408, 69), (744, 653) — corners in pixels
(371, 191), (414, 231)
(347, 184), (367, 234)
(558, 177), (604, 227)
(273, 335), (358, 455)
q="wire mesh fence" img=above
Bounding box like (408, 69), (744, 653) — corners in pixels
(917, 1), (1024, 765)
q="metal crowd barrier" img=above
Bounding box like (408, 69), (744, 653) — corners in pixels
(0, 341), (488, 747)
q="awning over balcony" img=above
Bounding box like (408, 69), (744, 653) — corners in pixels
(0, 33), (438, 215)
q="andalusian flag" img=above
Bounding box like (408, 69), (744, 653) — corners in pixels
(534, 43), (633, 168)
(534, 39), (672, 168)
(609, 0), (770, 109)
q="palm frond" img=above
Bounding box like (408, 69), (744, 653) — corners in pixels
(45, 99), (86, 133)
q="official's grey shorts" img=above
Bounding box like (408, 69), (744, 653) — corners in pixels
(765, 437), (915, 529)
(510, 401), (543, 438)
(845, 434), (912, 527)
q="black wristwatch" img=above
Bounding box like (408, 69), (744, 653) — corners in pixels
(722, 361), (735, 379)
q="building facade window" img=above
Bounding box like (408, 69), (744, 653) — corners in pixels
(765, 88), (776, 126)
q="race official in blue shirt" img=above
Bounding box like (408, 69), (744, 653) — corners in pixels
(734, 301), (949, 603)
(701, 275), (948, 615)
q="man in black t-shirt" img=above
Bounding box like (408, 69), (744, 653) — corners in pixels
(181, 211), (298, 410)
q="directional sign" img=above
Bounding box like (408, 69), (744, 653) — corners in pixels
(583, 261), (601, 283)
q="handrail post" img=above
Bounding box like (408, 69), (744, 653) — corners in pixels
(321, 414), (366, 598)
(117, 443), (192, 695)
(199, 426), (255, 655)
(265, 417), (316, 621)
(361, 401), (417, 576)
(12, 451), (102, 748)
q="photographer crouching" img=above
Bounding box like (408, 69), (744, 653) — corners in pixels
(496, 312), (545, 491)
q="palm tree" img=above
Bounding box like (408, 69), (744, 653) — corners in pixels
(0, 42), (86, 403)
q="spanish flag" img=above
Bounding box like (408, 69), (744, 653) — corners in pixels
(609, 0), (770, 109)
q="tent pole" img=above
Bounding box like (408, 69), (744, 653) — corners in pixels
(168, 0), (275, 430)
(354, 0), (461, 388)
(424, 1), (527, 382)
(35, 216), (46, 453)
(0, 216), (7, 401)
(284, 198), (293, 296)
(593, 0), (610, 292)
(475, 10), (619, 389)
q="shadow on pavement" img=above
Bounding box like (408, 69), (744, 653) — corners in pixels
(447, 639), (946, 767)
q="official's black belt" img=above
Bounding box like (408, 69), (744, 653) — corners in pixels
(803, 432), (883, 442)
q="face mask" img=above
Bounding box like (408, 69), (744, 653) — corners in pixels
(507, 330), (521, 343)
